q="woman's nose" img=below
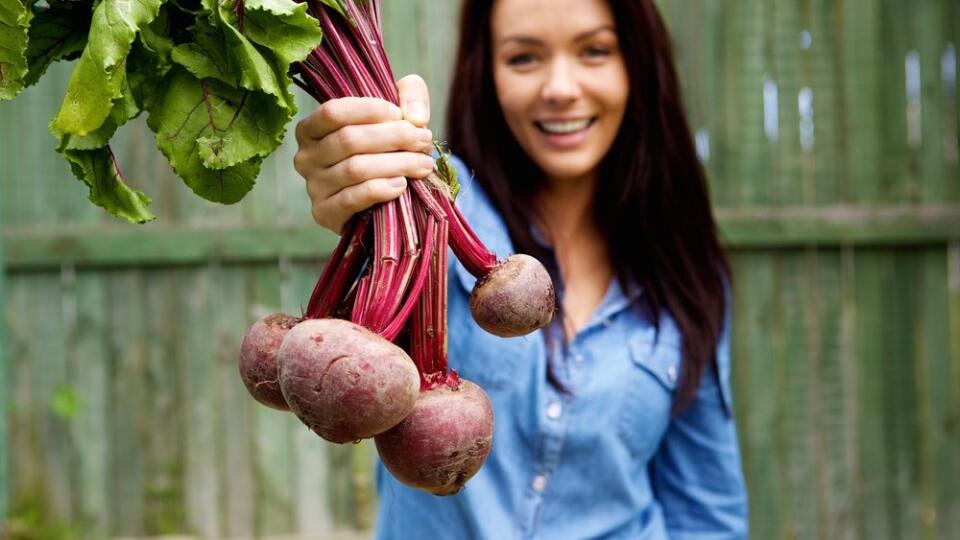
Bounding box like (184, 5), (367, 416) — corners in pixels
(541, 57), (581, 104)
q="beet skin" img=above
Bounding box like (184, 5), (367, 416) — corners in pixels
(374, 379), (494, 496)
(470, 254), (555, 337)
(278, 318), (420, 443)
(238, 312), (301, 411)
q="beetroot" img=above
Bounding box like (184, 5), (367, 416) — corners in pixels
(437, 195), (556, 337)
(238, 312), (302, 411)
(469, 254), (556, 337)
(374, 378), (494, 495)
(278, 318), (420, 443)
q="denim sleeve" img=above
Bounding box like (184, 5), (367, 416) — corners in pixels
(648, 312), (750, 539)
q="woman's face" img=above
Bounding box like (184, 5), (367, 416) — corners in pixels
(491, 0), (629, 186)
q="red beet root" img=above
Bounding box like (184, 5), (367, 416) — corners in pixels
(278, 318), (420, 443)
(238, 313), (302, 411)
(374, 379), (494, 496)
(469, 254), (556, 337)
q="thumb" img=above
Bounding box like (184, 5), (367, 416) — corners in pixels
(397, 74), (431, 128)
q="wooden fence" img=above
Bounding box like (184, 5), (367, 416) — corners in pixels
(1, 0), (958, 538)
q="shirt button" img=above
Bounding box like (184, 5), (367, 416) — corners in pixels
(666, 364), (678, 382)
(573, 353), (584, 363)
(532, 474), (547, 492)
(546, 402), (562, 419)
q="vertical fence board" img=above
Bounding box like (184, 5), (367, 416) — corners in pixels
(730, 252), (782, 538)
(218, 267), (257, 537)
(917, 249), (959, 539)
(854, 250), (892, 540)
(182, 266), (221, 538)
(107, 271), (148, 536)
(70, 272), (110, 537)
(143, 270), (186, 535)
(949, 243), (960, 536)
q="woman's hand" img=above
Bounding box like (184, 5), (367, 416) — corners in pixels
(293, 75), (434, 234)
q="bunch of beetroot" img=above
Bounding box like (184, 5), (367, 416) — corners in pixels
(237, 0), (555, 496)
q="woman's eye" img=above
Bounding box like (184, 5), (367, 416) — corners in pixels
(583, 46), (611, 59)
(507, 53), (536, 66)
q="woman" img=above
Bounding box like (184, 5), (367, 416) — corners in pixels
(293, 0), (749, 537)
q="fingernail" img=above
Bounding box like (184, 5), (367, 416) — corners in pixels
(405, 101), (427, 123)
(420, 155), (436, 170)
(418, 128), (433, 143)
(388, 177), (406, 187)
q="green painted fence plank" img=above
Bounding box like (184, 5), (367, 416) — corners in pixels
(217, 267), (257, 537)
(887, 252), (923, 539)
(181, 265), (221, 538)
(808, 250), (855, 538)
(70, 271), (110, 537)
(842, 0), (883, 203)
(916, 0), (948, 203)
(854, 250), (892, 540)
(730, 252), (782, 538)
(949, 242), (960, 537)
(779, 251), (819, 539)
(143, 270), (186, 535)
(107, 270), (148, 536)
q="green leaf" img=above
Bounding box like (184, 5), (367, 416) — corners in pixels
(22, 1), (91, 88)
(235, 0), (322, 67)
(59, 145), (157, 224)
(53, 0), (163, 135)
(54, 73), (140, 151)
(170, 23), (235, 84)
(145, 65), (276, 203)
(0, 0), (31, 100)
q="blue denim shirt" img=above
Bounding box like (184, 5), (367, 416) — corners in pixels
(374, 156), (748, 540)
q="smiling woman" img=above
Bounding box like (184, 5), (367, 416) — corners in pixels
(293, 0), (748, 537)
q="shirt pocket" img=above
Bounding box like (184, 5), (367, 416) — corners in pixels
(616, 336), (681, 459)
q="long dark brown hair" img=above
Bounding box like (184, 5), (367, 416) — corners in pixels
(445, 0), (731, 414)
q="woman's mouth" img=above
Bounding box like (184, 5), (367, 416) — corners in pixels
(534, 117), (597, 148)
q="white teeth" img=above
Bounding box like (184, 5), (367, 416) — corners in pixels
(537, 118), (591, 134)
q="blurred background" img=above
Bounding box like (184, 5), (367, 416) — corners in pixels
(0, 0), (958, 538)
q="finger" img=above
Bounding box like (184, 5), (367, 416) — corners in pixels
(314, 177), (408, 232)
(324, 152), (435, 195)
(307, 121), (433, 169)
(296, 97), (402, 144)
(396, 74), (431, 128)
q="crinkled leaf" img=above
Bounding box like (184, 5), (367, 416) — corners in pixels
(0, 0), (31, 100)
(170, 23), (234, 84)
(145, 66), (272, 202)
(22, 1), (91, 88)
(172, 9), (288, 109)
(235, 0), (322, 67)
(139, 3), (175, 66)
(53, 0), (163, 135)
(128, 35), (170, 108)
(54, 74), (139, 151)
(60, 145), (156, 223)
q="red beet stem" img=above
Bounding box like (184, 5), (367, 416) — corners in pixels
(437, 193), (498, 277)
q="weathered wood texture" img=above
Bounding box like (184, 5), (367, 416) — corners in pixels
(0, 0), (958, 538)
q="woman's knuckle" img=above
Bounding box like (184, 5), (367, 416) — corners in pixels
(338, 126), (360, 154)
(342, 157), (365, 182)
